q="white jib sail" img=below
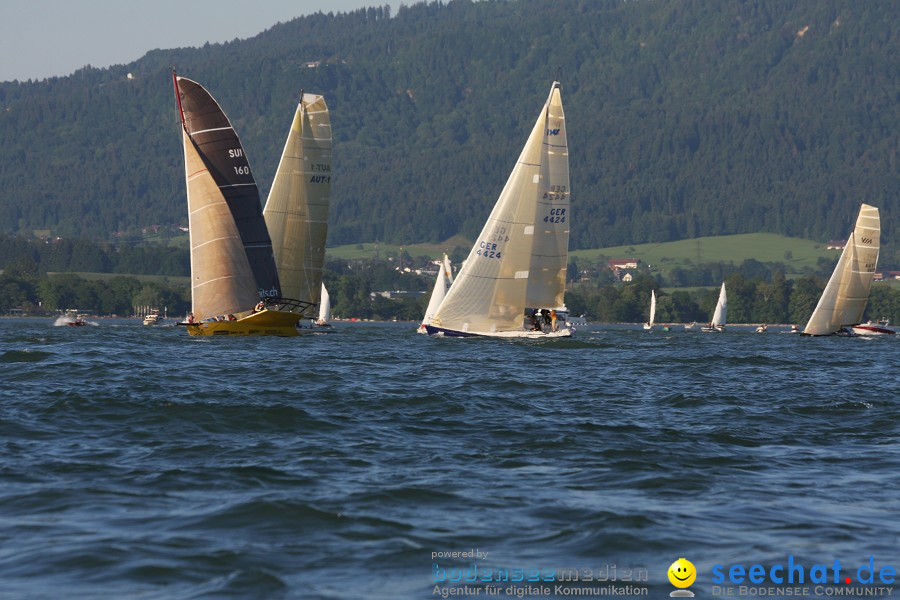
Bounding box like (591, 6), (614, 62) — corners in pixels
(649, 290), (656, 326)
(422, 254), (453, 326)
(433, 82), (568, 334)
(804, 204), (880, 335)
(711, 282), (727, 327)
(318, 283), (331, 323)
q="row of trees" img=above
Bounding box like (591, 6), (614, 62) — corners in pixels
(5, 250), (900, 326)
(0, 260), (189, 317)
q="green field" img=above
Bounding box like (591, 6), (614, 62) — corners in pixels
(569, 233), (834, 275)
(326, 233), (836, 274)
(325, 235), (473, 260)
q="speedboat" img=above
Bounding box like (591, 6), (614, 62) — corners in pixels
(850, 321), (895, 336)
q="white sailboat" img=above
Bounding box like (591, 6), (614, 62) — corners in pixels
(315, 284), (331, 327)
(803, 204), (892, 336)
(643, 290), (656, 330)
(418, 254), (454, 333)
(425, 82), (572, 338)
(701, 283), (727, 332)
(263, 90), (332, 320)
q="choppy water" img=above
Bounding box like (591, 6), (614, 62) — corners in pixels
(1, 318), (898, 599)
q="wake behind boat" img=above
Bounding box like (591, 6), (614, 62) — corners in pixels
(173, 72), (306, 337)
(425, 82), (573, 339)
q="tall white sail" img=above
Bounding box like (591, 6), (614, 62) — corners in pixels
(649, 290), (656, 326)
(711, 282), (727, 327)
(317, 284), (331, 324)
(431, 82), (569, 336)
(264, 92), (332, 311)
(422, 254), (453, 326)
(804, 204), (880, 335)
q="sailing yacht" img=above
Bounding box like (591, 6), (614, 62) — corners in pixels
(643, 290), (656, 330)
(803, 204), (892, 336)
(315, 284), (332, 327)
(701, 283), (727, 332)
(264, 90), (332, 321)
(418, 254), (454, 333)
(173, 72), (304, 336)
(425, 82), (572, 338)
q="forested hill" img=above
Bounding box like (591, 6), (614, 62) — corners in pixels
(0, 0), (897, 263)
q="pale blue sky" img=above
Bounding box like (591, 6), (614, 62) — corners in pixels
(0, 0), (381, 82)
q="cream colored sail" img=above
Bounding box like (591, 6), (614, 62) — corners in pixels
(264, 92), (332, 310)
(182, 130), (261, 320)
(649, 290), (656, 326)
(524, 85), (569, 309)
(711, 282), (727, 327)
(804, 204), (880, 335)
(432, 82), (567, 335)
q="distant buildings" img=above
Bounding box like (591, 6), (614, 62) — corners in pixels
(826, 240), (846, 250)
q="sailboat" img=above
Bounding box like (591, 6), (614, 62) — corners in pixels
(643, 290), (656, 330)
(803, 204), (892, 336)
(315, 284), (332, 327)
(701, 283), (727, 332)
(263, 90), (332, 320)
(418, 254), (454, 333)
(173, 72), (304, 336)
(425, 82), (572, 338)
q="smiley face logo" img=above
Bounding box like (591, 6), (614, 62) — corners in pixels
(668, 558), (696, 588)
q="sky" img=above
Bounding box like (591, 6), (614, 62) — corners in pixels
(0, 0), (380, 82)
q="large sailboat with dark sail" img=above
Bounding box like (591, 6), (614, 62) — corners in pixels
(173, 72), (308, 336)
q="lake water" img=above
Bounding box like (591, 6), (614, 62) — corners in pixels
(1, 318), (898, 599)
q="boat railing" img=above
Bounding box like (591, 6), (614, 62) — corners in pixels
(263, 297), (317, 316)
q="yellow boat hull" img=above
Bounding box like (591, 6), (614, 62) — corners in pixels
(186, 309), (301, 337)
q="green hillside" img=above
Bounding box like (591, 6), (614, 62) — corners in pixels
(0, 0), (897, 267)
(570, 233), (834, 275)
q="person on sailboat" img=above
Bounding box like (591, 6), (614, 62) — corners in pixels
(551, 309), (558, 332)
(530, 310), (542, 331)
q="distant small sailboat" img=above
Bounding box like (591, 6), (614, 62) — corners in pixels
(418, 254), (454, 333)
(701, 283), (727, 332)
(755, 324), (768, 333)
(315, 284), (331, 327)
(803, 204), (892, 336)
(644, 290), (656, 330)
(425, 82), (572, 338)
(173, 72), (304, 336)
(684, 321), (696, 330)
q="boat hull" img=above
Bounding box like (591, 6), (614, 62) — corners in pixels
(851, 323), (896, 336)
(424, 324), (573, 338)
(185, 310), (301, 337)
